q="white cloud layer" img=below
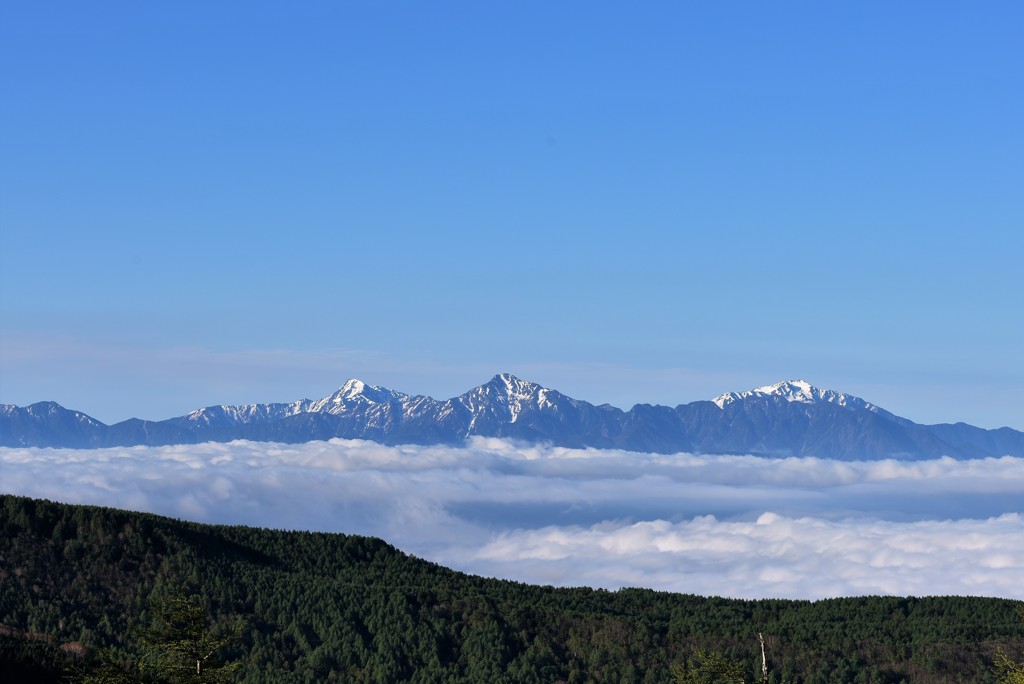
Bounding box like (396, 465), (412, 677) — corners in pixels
(2, 438), (1022, 600)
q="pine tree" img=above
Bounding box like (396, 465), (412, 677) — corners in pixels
(996, 604), (1024, 684)
(140, 594), (241, 683)
(83, 594), (241, 684)
(671, 648), (746, 684)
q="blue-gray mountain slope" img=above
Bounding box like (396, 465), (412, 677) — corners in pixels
(2, 375), (1021, 460)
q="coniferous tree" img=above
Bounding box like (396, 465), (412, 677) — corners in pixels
(996, 605), (1024, 684)
(671, 648), (747, 684)
(82, 594), (241, 684)
(140, 594), (241, 683)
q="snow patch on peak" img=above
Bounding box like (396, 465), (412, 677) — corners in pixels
(337, 379), (367, 400)
(537, 388), (555, 411)
(491, 373), (532, 392)
(184, 407), (208, 421)
(754, 379), (819, 403)
(711, 392), (740, 409)
(470, 373), (556, 423)
(498, 374), (537, 423)
(319, 378), (405, 409)
(754, 379), (813, 395)
(712, 380), (880, 412)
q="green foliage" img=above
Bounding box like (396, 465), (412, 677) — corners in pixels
(995, 605), (1024, 684)
(79, 593), (240, 684)
(996, 650), (1024, 684)
(671, 648), (746, 683)
(80, 648), (151, 684)
(139, 594), (241, 682)
(2, 494), (1023, 683)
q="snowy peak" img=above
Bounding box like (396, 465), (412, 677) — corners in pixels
(181, 400), (310, 427)
(329, 378), (378, 403)
(338, 378), (366, 399)
(754, 379), (817, 402)
(4, 376), (1024, 459)
(492, 373), (542, 399)
(318, 379), (407, 410)
(179, 379), (406, 427)
(712, 380), (880, 412)
(469, 373), (542, 400)
(37, 401), (106, 428)
(460, 373), (559, 424)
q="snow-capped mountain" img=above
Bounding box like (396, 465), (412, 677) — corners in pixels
(709, 379), (912, 428)
(3, 375), (1022, 460)
(713, 379), (882, 411)
(0, 401), (194, 448)
(0, 402), (107, 448)
(156, 373), (621, 448)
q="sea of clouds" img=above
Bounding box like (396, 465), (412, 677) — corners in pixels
(2, 438), (1021, 600)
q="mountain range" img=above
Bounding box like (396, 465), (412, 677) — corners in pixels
(2, 375), (1022, 459)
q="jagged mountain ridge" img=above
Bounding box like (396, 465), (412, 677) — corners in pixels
(2, 374), (1022, 460)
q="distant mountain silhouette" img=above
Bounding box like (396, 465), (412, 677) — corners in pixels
(3, 375), (1022, 460)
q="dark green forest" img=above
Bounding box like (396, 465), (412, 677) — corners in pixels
(1, 494), (1021, 683)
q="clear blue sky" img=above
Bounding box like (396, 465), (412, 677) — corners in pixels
(1, 2), (1021, 429)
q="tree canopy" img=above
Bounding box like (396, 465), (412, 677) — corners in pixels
(2, 494), (1022, 683)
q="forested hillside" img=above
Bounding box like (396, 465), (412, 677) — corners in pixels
(1, 494), (1021, 683)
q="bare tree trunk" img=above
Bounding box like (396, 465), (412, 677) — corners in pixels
(758, 632), (768, 684)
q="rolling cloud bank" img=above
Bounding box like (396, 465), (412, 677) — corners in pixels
(2, 438), (1021, 600)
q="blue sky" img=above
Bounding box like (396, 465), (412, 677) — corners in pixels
(1, 2), (1022, 428)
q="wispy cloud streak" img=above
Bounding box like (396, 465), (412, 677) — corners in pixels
(1, 439), (1021, 599)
